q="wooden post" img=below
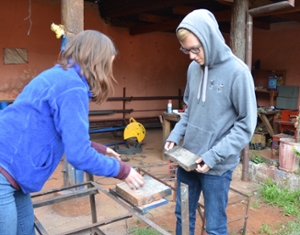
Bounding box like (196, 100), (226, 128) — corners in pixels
(61, 0), (84, 41)
(230, 0), (248, 61)
(230, 0), (251, 182)
(61, 0), (84, 188)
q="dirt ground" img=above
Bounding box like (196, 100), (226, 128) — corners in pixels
(33, 128), (296, 235)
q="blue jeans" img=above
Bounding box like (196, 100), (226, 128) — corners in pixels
(0, 173), (35, 235)
(175, 167), (232, 235)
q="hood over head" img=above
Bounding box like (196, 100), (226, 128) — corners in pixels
(176, 9), (232, 69)
(176, 9), (232, 103)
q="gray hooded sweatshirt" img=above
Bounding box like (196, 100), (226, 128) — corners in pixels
(167, 9), (257, 176)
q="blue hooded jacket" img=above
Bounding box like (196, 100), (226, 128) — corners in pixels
(167, 9), (257, 175)
(0, 64), (121, 193)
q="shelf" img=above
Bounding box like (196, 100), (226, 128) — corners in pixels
(252, 70), (286, 88)
(255, 89), (278, 107)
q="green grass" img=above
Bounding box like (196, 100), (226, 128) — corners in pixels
(256, 178), (300, 234)
(258, 223), (273, 235)
(258, 178), (300, 217)
(250, 199), (261, 209)
(130, 227), (164, 235)
(128, 219), (172, 235)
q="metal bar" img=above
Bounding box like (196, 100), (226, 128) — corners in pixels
(89, 109), (133, 115)
(180, 183), (189, 235)
(122, 87), (126, 122)
(109, 188), (145, 214)
(31, 182), (94, 198)
(32, 188), (98, 208)
(96, 184), (172, 235)
(32, 172), (173, 235)
(133, 211), (172, 235)
(229, 226), (245, 234)
(137, 167), (176, 191)
(86, 174), (98, 224)
(59, 214), (133, 235)
(228, 214), (249, 224)
(197, 186), (250, 235)
(106, 95), (183, 101)
(242, 192), (251, 235)
(34, 215), (49, 235)
(89, 126), (125, 133)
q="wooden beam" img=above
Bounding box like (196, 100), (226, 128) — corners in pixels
(129, 11), (268, 35)
(253, 3), (300, 17)
(138, 13), (173, 23)
(214, 10), (232, 22)
(101, 0), (204, 18)
(216, 0), (233, 7)
(274, 12), (300, 23)
(109, 19), (145, 28)
(253, 20), (271, 30)
(130, 18), (181, 35)
(173, 6), (232, 22)
(172, 5), (196, 15)
(258, 113), (275, 136)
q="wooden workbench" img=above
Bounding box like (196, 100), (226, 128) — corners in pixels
(161, 112), (181, 145)
(257, 110), (279, 136)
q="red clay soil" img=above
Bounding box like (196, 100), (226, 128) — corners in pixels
(128, 199), (294, 235)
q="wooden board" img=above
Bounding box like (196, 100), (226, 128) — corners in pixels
(116, 175), (172, 206)
(164, 146), (199, 171)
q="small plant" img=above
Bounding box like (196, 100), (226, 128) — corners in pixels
(252, 155), (265, 164)
(258, 178), (300, 217)
(292, 146), (300, 159)
(131, 227), (163, 235)
(275, 217), (300, 234)
(250, 199), (261, 209)
(128, 219), (171, 235)
(258, 223), (273, 235)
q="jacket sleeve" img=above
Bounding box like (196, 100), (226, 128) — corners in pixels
(52, 88), (121, 178)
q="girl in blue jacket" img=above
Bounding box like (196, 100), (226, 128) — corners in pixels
(0, 30), (145, 234)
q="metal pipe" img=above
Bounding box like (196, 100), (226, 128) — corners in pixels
(107, 95), (183, 101)
(243, 0), (295, 182)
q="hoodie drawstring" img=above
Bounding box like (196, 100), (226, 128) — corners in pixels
(197, 65), (208, 103)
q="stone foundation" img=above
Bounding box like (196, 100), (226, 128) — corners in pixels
(234, 162), (300, 191)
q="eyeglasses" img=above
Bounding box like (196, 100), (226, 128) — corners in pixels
(180, 45), (202, 54)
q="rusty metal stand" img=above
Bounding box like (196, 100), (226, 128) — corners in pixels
(197, 187), (250, 235)
(32, 171), (174, 235)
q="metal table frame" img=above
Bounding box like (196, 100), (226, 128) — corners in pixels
(32, 170), (174, 235)
(197, 187), (250, 235)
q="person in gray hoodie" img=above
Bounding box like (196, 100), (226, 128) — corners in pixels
(164, 9), (257, 235)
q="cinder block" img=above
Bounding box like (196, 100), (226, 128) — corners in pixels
(277, 85), (299, 98)
(251, 133), (266, 146)
(276, 97), (298, 110)
(116, 175), (171, 206)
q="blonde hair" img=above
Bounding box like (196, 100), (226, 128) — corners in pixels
(176, 28), (191, 42)
(58, 30), (117, 104)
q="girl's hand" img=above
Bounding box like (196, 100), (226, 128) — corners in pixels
(124, 168), (145, 190)
(106, 148), (121, 161)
